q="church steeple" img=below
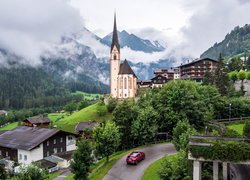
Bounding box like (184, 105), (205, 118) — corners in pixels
(111, 12), (120, 52)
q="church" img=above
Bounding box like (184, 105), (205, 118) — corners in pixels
(110, 14), (138, 99)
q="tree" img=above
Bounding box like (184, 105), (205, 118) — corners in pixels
(96, 100), (107, 116)
(228, 57), (243, 71)
(203, 70), (213, 85)
(238, 70), (246, 82)
(238, 70), (246, 96)
(228, 71), (238, 83)
(213, 54), (230, 95)
(78, 99), (90, 110)
(159, 151), (190, 180)
(131, 106), (159, 145)
(243, 121), (250, 138)
(107, 98), (118, 113)
(14, 165), (48, 180)
(172, 120), (197, 151)
(246, 55), (250, 70)
(64, 101), (77, 114)
(113, 99), (138, 148)
(70, 139), (93, 180)
(0, 165), (7, 180)
(247, 71), (250, 80)
(94, 121), (120, 161)
(156, 81), (212, 131)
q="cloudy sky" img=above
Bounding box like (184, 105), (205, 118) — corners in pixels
(71, 0), (250, 57)
(0, 0), (250, 65)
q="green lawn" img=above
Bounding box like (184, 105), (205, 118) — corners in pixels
(0, 122), (18, 131)
(48, 113), (67, 122)
(227, 123), (244, 135)
(71, 91), (102, 100)
(50, 103), (112, 132)
(141, 154), (177, 180)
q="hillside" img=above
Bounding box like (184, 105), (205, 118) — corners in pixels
(49, 103), (113, 132)
(201, 24), (250, 59)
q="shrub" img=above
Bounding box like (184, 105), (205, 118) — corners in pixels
(243, 121), (250, 138)
(107, 98), (118, 113)
(159, 151), (190, 180)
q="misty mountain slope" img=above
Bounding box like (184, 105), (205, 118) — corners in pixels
(101, 30), (165, 53)
(201, 24), (250, 59)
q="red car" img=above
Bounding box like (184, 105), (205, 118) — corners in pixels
(126, 151), (145, 165)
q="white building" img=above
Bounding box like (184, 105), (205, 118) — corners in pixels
(110, 14), (138, 99)
(0, 126), (77, 166)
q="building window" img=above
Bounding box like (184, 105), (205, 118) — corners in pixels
(19, 154), (22, 160)
(60, 137), (63, 143)
(53, 148), (57, 154)
(47, 151), (50, 157)
(120, 78), (123, 89)
(60, 147), (63, 152)
(0, 150), (1, 156)
(47, 141), (49, 146)
(6, 152), (8, 157)
(68, 136), (73, 140)
(24, 155), (27, 161)
(54, 139), (56, 144)
(129, 78), (132, 89)
(124, 77), (127, 89)
(113, 54), (117, 60)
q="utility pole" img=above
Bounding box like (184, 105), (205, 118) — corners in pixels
(229, 103), (232, 122)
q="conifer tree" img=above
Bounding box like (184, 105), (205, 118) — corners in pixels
(213, 53), (230, 96)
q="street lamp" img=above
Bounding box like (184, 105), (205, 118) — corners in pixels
(229, 103), (232, 122)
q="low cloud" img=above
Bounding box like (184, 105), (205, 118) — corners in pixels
(0, 0), (83, 65)
(178, 0), (250, 58)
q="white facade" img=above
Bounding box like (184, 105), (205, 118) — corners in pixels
(66, 135), (76, 151)
(110, 45), (120, 99)
(18, 143), (43, 165)
(117, 74), (137, 99)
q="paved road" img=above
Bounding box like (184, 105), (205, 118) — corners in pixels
(53, 168), (71, 180)
(104, 143), (176, 180)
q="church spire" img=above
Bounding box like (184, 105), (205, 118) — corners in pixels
(111, 12), (120, 52)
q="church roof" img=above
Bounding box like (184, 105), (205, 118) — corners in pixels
(118, 60), (137, 77)
(111, 13), (120, 52)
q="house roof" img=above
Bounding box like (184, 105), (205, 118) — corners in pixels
(118, 60), (137, 77)
(54, 150), (74, 161)
(179, 58), (218, 68)
(151, 74), (167, 81)
(0, 126), (75, 151)
(75, 122), (97, 133)
(35, 159), (57, 169)
(24, 116), (51, 124)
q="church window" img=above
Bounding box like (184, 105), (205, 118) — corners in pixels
(129, 78), (132, 89)
(120, 78), (123, 89)
(114, 54), (117, 60)
(125, 94), (127, 97)
(124, 77), (127, 89)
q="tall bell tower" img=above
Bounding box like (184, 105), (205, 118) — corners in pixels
(110, 13), (120, 98)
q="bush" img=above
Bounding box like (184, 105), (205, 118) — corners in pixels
(159, 151), (190, 180)
(107, 98), (118, 113)
(14, 165), (48, 180)
(172, 120), (197, 151)
(243, 121), (250, 138)
(96, 100), (107, 117)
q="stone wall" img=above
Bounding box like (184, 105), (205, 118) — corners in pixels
(235, 80), (250, 97)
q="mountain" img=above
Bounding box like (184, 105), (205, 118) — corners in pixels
(0, 27), (174, 109)
(201, 24), (250, 59)
(101, 30), (165, 53)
